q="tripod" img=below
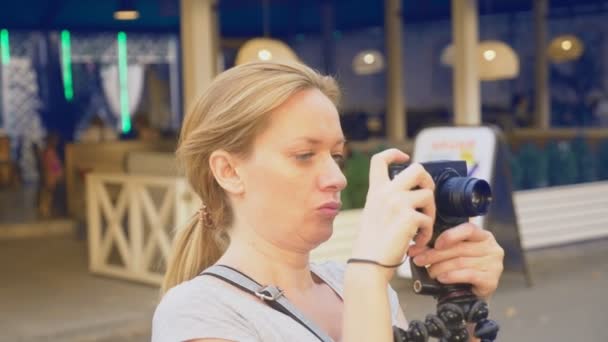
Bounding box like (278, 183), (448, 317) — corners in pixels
(392, 260), (499, 342)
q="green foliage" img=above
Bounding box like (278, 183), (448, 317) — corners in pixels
(341, 150), (370, 210)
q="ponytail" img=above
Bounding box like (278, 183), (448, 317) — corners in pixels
(161, 214), (229, 295)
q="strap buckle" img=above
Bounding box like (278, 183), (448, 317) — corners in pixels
(255, 286), (284, 301)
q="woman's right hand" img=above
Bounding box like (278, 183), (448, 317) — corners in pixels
(349, 149), (436, 282)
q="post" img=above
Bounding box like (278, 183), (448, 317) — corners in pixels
(385, 0), (406, 141)
(534, 0), (550, 129)
(180, 0), (219, 114)
(452, 0), (481, 125)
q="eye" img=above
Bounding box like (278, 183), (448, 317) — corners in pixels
(332, 154), (345, 168)
(295, 152), (314, 161)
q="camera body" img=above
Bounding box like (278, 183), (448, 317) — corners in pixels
(388, 160), (492, 247)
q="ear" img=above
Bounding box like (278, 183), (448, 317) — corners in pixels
(209, 150), (244, 195)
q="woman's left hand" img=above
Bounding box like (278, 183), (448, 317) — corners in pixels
(407, 223), (505, 299)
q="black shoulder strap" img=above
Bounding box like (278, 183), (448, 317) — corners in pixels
(201, 265), (333, 342)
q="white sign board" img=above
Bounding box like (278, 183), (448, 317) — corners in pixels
(398, 126), (498, 278)
(413, 126), (497, 181)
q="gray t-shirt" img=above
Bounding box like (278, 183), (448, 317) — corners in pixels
(152, 261), (404, 342)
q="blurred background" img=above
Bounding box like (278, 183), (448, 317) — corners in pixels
(0, 0), (607, 341)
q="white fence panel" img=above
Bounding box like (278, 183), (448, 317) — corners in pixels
(514, 181), (608, 249)
(86, 173), (198, 285)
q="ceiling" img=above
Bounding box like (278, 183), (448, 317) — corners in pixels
(0, 0), (606, 37)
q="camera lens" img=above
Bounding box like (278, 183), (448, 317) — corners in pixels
(471, 192), (481, 205)
(436, 177), (492, 217)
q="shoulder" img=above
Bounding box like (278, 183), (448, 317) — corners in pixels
(311, 260), (348, 293)
(158, 275), (218, 304)
(152, 276), (258, 342)
(152, 277), (222, 330)
(311, 260), (347, 280)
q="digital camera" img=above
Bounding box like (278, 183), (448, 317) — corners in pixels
(388, 160), (492, 246)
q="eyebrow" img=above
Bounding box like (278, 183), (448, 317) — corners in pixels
(293, 137), (347, 146)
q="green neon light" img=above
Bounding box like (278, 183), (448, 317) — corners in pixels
(117, 31), (131, 133)
(1, 29), (10, 65)
(60, 30), (74, 101)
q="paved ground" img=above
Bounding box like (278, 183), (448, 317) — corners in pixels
(1, 237), (156, 342)
(0, 185), (41, 224)
(1, 235), (607, 341)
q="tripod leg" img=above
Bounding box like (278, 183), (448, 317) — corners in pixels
(437, 303), (468, 342)
(474, 319), (499, 341)
(393, 321), (428, 342)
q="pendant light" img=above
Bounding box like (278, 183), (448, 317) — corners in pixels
(352, 49), (385, 75)
(235, 0), (298, 65)
(547, 34), (584, 63)
(440, 40), (519, 81)
(114, 0), (140, 20)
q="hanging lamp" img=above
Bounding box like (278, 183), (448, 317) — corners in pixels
(235, 0), (298, 65)
(440, 40), (519, 81)
(114, 0), (140, 20)
(477, 40), (519, 80)
(547, 34), (584, 63)
(352, 49), (385, 75)
(235, 38), (298, 65)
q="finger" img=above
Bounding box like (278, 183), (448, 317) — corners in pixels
(435, 268), (482, 286)
(435, 268), (496, 298)
(410, 210), (434, 248)
(404, 188), (435, 216)
(412, 241), (485, 266)
(376, 209), (431, 265)
(409, 190), (436, 247)
(434, 223), (491, 250)
(392, 162), (435, 191)
(368, 149), (410, 188)
(392, 208), (433, 248)
(407, 244), (430, 257)
(426, 257), (481, 279)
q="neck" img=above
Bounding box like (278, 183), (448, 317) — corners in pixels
(217, 226), (316, 292)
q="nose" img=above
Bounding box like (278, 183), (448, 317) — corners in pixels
(318, 155), (347, 192)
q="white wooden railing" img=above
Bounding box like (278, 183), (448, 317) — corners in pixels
(86, 173), (199, 285)
(514, 180), (608, 249)
(86, 173), (608, 285)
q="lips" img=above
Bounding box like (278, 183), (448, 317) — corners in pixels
(318, 201), (341, 210)
(317, 201), (341, 217)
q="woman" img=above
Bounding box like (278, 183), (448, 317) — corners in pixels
(39, 133), (64, 218)
(152, 62), (504, 342)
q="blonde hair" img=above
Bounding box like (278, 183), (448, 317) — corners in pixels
(161, 62), (340, 294)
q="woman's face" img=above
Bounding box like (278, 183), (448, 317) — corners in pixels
(236, 88), (347, 252)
